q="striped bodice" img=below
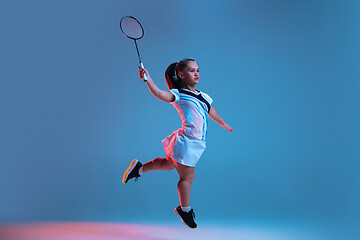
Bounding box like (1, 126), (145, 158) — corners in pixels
(169, 88), (213, 140)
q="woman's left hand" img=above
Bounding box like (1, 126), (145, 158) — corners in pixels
(221, 123), (234, 132)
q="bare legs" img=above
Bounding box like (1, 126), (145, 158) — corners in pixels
(142, 155), (176, 173)
(172, 159), (195, 207)
(141, 155), (194, 208)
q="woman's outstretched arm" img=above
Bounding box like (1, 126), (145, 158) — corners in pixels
(209, 107), (234, 132)
(139, 66), (175, 103)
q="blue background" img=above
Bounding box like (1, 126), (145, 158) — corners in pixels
(0, 0), (359, 231)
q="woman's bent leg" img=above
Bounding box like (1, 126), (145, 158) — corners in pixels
(142, 155), (175, 173)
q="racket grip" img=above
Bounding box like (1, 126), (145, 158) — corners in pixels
(140, 62), (147, 82)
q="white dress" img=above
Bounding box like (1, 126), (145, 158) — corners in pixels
(161, 88), (213, 167)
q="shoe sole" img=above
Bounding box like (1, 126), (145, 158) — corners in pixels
(174, 208), (197, 229)
(122, 159), (138, 184)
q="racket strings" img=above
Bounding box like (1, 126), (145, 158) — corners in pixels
(121, 17), (143, 39)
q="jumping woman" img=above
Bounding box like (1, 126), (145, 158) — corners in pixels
(122, 58), (233, 229)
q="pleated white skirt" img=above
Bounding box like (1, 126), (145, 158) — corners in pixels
(161, 129), (206, 167)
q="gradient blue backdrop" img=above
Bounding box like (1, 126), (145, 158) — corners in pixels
(0, 0), (359, 232)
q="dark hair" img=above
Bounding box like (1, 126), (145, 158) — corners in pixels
(165, 58), (196, 90)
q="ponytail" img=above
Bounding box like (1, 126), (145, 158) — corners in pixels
(165, 62), (181, 90)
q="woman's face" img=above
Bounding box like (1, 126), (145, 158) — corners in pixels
(179, 61), (200, 86)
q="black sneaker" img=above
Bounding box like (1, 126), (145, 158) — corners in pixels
(122, 159), (142, 184)
(174, 206), (197, 229)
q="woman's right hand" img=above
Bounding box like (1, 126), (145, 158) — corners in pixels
(139, 66), (150, 81)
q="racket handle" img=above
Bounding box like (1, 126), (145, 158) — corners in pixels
(140, 62), (147, 82)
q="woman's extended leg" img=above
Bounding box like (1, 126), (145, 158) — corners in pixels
(172, 159), (195, 208)
(142, 155), (176, 173)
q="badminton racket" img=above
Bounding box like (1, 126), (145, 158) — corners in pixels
(120, 16), (148, 82)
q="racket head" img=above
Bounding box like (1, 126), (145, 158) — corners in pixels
(120, 16), (144, 40)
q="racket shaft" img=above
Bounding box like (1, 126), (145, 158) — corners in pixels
(134, 40), (142, 62)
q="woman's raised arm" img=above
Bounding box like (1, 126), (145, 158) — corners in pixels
(139, 67), (175, 103)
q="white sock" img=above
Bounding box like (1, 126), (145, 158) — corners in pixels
(138, 166), (143, 175)
(181, 206), (191, 212)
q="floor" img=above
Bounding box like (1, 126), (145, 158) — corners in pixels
(0, 221), (352, 240)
